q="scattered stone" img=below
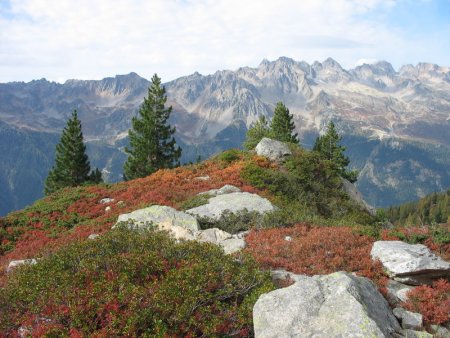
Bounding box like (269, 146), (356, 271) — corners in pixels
(401, 311), (423, 330)
(193, 175), (210, 181)
(196, 228), (233, 243)
(18, 326), (31, 338)
(255, 137), (292, 162)
(198, 184), (241, 196)
(196, 228), (246, 254)
(253, 271), (400, 337)
(232, 230), (249, 239)
(393, 307), (407, 320)
(221, 238), (246, 254)
(386, 280), (414, 305)
(187, 192), (275, 221)
(7, 259), (38, 273)
(371, 241), (450, 285)
(341, 178), (376, 215)
(114, 205), (199, 240)
(284, 236), (292, 242)
(269, 269), (298, 287)
(394, 308), (423, 330)
(88, 234), (100, 240)
(117, 201), (126, 207)
(99, 197), (114, 204)
(397, 329), (433, 338)
(105, 206), (112, 212)
(430, 324), (450, 338)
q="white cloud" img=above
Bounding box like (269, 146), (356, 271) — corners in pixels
(0, 0), (446, 82)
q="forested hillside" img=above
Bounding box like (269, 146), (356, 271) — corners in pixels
(386, 189), (450, 226)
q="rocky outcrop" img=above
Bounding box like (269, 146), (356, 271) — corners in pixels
(187, 191), (275, 221)
(341, 178), (376, 215)
(253, 271), (400, 337)
(255, 138), (292, 162)
(371, 241), (450, 285)
(198, 184), (241, 196)
(114, 205), (200, 240)
(7, 259), (38, 273)
(114, 205), (247, 254)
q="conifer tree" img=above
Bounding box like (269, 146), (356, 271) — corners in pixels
(270, 102), (299, 143)
(244, 115), (271, 150)
(313, 121), (357, 182)
(123, 74), (181, 180)
(45, 110), (102, 195)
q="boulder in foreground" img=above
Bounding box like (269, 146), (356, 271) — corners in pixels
(253, 271), (400, 338)
(371, 241), (450, 285)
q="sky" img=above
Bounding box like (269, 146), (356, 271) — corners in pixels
(0, 0), (449, 83)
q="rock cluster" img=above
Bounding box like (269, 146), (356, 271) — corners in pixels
(112, 185), (275, 254)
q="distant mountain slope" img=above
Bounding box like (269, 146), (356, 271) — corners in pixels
(0, 57), (449, 215)
(385, 188), (450, 226)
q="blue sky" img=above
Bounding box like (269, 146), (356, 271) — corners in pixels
(0, 0), (449, 83)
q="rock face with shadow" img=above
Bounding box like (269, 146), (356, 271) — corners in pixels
(253, 271), (401, 338)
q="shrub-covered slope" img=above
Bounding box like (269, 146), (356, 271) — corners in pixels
(0, 146), (449, 336)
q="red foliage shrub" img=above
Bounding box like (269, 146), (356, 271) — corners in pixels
(402, 279), (450, 325)
(0, 158), (263, 283)
(245, 224), (388, 289)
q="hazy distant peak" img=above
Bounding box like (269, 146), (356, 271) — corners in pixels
(277, 56), (295, 63)
(355, 61), (395, 76)
(259, 58), (270, 67)
(322, 57), (342, 69)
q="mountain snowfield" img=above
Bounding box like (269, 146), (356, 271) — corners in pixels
(0, 57), (449, 215)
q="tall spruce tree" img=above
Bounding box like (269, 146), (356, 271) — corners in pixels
(123, 74), (181, 180)
(244, 115), (271, 150)
(45, 110), (102, 195)
(271, 102), (299, 143)
(313, 121), (357, 182)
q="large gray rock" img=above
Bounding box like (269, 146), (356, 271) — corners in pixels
(255, 137), (292, 162)
(371, 241), (450, 285)
(341, 178), (376, 215)
(187, 191), (275, 221)
(253, 271), (400, 337)
(114, 205), (199, 240)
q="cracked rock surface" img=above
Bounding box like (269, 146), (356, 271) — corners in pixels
(253, 271), (400, 338)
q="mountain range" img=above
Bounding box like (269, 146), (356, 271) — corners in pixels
(1, 57), (449, 215)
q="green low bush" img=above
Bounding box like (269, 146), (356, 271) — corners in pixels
(241, 146), (376, 227)
(214, 149), (243, 164)
(179, 193), (211, 210)
(0, 227), (273, 337)
(198, 209), (265, 234)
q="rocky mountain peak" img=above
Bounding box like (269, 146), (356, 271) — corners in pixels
(322, 57), (343, 69)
